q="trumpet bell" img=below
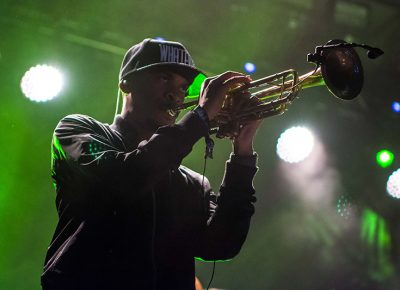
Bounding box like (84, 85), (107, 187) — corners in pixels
(321, 39), (364, 100)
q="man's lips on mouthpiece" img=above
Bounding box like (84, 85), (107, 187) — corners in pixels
(163, 103), (179, 117)
(166, 108), (177, 117)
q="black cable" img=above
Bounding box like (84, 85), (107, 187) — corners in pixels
(206, 261), (216, 290)
(151, 188), (157, 290)
(201, 154), (207, 189)
(201, 155), (217, 290)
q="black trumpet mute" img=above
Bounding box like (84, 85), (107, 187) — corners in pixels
(307, 40), (383, 100)
(319, 39), (364, 101)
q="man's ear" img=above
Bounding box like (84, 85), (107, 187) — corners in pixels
(119, 79), (132, 94)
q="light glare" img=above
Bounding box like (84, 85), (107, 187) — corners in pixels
(392, 101), (400, 113)
(276, 126), (315, 163)
(387, 168), (400, 199)
(20, 64), (64, 102)
(376, 150), (394, 168)
(244, 62), (256, 74)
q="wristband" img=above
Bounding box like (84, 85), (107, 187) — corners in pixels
(193, 105), (210, 129)
(229, 152), (258, 167)
(193, 106), (214, 159)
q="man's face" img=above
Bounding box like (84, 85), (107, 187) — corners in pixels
(130, 67), (190, 129)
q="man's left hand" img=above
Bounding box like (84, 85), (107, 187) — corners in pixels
(231, 96), (263, 156)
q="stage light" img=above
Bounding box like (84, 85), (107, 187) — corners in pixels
(376, 150), (394, 168)
(392, 101), (400, 113)
(336, 193), (353, 219)
(276, 126), (314, 163)
(244, 62), (256, 74)
(20, 64), (64, 102)
(387, 168), (400, 199)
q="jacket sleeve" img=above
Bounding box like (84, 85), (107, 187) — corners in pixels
(51, 113), (208, 201)
(194, 160), (257, 261)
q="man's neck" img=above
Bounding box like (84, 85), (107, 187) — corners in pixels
(116, 95), (159, 143)
(120, 111), (156, 141)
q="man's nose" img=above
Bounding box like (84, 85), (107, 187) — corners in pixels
(167, 90), (184, 105)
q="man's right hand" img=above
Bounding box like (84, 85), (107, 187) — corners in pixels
(198, 71), (252, 120)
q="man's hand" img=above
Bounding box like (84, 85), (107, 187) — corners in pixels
(232, 118), (262, 156)
(232, 96), (263, 156)
(198, 71), (252, 120)
(198, 71), (263, 156)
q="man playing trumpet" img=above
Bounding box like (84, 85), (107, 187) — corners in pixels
(42, 38), (263, 290)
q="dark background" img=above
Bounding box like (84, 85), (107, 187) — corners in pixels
(1, 0), (399, 289)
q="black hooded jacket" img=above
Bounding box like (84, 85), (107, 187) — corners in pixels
(42, 111), (257, 290)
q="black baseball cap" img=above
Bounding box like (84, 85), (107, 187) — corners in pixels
(119, 38), (206, 84)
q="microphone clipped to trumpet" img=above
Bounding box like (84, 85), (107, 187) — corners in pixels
(177, 39), (383, 138)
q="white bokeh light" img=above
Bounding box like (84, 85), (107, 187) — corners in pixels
(387, 168), (400, 199)
(20, 64), (64, 102)
(276, 126), (315, 163)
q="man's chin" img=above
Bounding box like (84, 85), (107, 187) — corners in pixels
(147, 116), (176, 130)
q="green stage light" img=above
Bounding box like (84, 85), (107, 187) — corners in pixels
(186, 73), (207, 100)
(376, 150), (394, 168)
(20, 64), (64, 102)
(360, 208), (394, 278)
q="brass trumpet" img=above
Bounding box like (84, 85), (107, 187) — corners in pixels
(177, 40), (382, 138)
